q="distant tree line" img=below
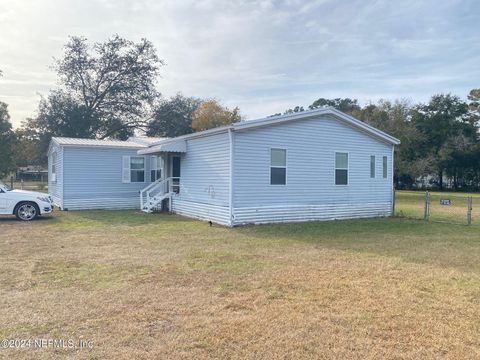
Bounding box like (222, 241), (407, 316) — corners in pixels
(0, 35), (479, 191)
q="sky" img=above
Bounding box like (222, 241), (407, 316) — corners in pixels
(0, 0), (479, 128)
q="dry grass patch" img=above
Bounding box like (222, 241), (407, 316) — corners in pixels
(0, 211), (479, 359)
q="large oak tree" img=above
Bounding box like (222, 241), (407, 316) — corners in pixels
(25, 35), (162, 139)
(23, 35), (163, 163)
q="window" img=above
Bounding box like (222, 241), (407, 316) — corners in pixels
(383, 156), (388, 178)
(130, 157), (145, 183)
(270, 148), (286, 185)
(51, 152), (57, 182)
(370, 155), (375, 178)
(335, 152), (348, 185)
(150, 156), (162, 182)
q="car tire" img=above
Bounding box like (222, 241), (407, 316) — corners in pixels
(14, 202), (39, 221)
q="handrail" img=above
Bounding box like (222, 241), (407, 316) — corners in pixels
(140, 177), (181, 211)
(140, 177), (164, 210)
(140, 177), (163, 195)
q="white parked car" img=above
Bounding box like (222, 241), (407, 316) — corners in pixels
(0, 180), (53, 221)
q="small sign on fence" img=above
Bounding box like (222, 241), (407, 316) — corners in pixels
(440, 198), (452, 205)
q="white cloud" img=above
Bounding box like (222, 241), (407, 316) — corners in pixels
(0, 0), (478, 126)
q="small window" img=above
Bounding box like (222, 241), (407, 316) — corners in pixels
(370, 155), (375, 178)
(150, 156), (162, 182)
(270, 148), (286, 185)
(335, 152), (348, 185)
(51, 152), (57, 182)
(383, 156), (388, 178)
(130, 157), (145, 183)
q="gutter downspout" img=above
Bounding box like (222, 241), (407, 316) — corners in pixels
(228, 128), (234, 227)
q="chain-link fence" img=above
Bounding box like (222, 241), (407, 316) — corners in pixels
(1, 177), (48, 192)
(395, 190), (477, 226)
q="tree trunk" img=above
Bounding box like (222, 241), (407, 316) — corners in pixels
(453, 169), (457, 190)
(438, 169), (443, 191)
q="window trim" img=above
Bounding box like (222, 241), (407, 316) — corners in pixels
(334, 151), (349, 186)
(130, 156), (146, 183)
(51, 152), (57, 183)
(370, 155), (376, 179)
(269, 147), (287, 186)
(383, 155), (388, 179)
(150, 155), (163, 182)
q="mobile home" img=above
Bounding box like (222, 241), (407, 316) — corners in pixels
(49, 108), (400, 226)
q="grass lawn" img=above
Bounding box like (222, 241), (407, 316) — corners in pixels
(0, 211), (479, 359)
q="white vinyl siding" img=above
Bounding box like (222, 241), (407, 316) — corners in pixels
(174, 132), (230, 206)
(232, 115), (394, 225)
(62, 148), (152, 210)
(171, 132), (230, 225)
(370, 155), (375, 178)
(335, 152), (348, 185)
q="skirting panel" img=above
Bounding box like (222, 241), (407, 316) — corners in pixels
(51, 195), (63, 209)
(62, 196), (140, 210)
(171, 199), (231, 226)
(232, 202), (392, 225)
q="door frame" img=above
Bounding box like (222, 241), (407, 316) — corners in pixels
(170, 155), (181, 193)
(171, 155), (181, 178)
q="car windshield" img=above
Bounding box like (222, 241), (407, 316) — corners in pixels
(0, 180), (10, 191)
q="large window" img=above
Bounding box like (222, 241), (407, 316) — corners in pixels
(130, 157), (145, 183)
(383, 156), (388, 178)
(335, 152), (348, 185)
(370, 155), (376, 178)
(270, 148), (286, 185)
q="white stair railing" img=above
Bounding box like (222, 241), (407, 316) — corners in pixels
(140, 177), (180, 213)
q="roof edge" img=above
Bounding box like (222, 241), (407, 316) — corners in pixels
(232, 108), (400, 145)
(49, 136), (150, 149)
(147, 107), (400, 147)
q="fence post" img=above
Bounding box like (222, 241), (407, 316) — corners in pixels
(467, 196), (473, 226)
(392, 188), (396, 217)
(424, 191), (430, 221)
